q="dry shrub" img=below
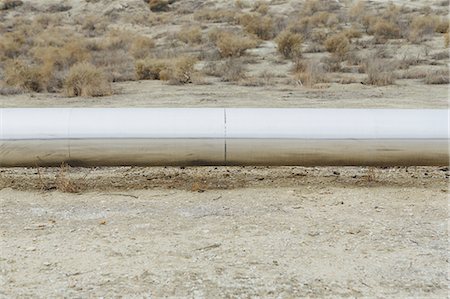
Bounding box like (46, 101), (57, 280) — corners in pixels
(287, 18), (313, 37)
(235, 0), (249, 9)
(165, 56), (197, 84)
(364, 59), (396, 86)
(445, 32), (450, 48)
(344, 27), (362, 39)
(79, 15), (108, 37)
(214, 31), (258, 58)
(252, 1), (269, 15)
(349, 0), (366, 21)
(203, 59), (247, 82)
(92, 49), (135, 82)
(135, 58), (170, 80)
(0, 0), (23, 10)
(135, 56), (197, 84)
(60, 41), (91, 66)
(55, 163), (79, 193)
(436, 19), (449, 33)
(64, 62), (112, 97)
(148, 0), (173, 12)
(408, 16), (439, 43)
(194, 9), (237, 23)
(301, 0), (338, 16)
(4, 59), (43, 92)
(324, 33), (350, 60)
(294, 60), (328, 87)
(0, 32), (25, 60)
(177, 26), (202, 44)
(239, 13), (274, 40)
(276, 30), (302, 59)
(130, 35), (155, 59)
(371, 19), (401, 41)
(0, 86), (23, 95)
(45, 3), (71, 12)
(33, 27), (72, 48)
(424, 69), (449, 85)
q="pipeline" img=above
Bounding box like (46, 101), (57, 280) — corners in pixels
(0, 108), (448, 167)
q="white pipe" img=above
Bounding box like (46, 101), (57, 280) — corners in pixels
(0, 108), (448, 166)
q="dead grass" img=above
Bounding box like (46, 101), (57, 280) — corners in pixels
(135, 56), (197, 84)
(214, 31), (258, 58)
(194, 9), (237, 23)
(371, 19), (401, 42)
(203, 59), (247, 82)
(177, 26), (203, 45)
(276, 30), (302, 59)
(55, 163), (80, 193)
(63, 62), (112, 97)
(324, 33), (350, 60)
(4, 59), (43, 92)
(424, 69), (449, 84)
(148, 0), (174, 12)
(294, 60), (328, 87)
(0, 32), (26, 60)
(239, 13), (274, 40)
(135, 58), (170, 80)
(364, 59), (396, 86)
(0, 0), (23, 10)
(129, 35), (155, 59)
(165, 56), (198, 85)
(408, 16), (439, 43)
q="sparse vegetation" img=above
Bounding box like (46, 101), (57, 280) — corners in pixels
(424, 69), (449, 85)
(0, 0), (447, 94)
(204, 59), (247, 82)
(135, 56), (197, 84)
(213, 31), (258, 58)
(324, 33), (350, 60)
(239, 13), (274, 40)
(276, 30), (302, 59)
(371, 19), (401, 42)
(147, 0), (175, 12)
(4, 60), (43, 92)
(294, 60), (328, 87)
(177, 26), (202, 45)
(63, 62), (112, 97)
(364, 59), (396, 86)
(129, 35), (155, 59)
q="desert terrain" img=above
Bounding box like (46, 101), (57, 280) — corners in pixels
(0, 0), (449, 298)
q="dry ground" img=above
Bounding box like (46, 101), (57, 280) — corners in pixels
(0, 166), (449, 298)
(0, 0), (449, 298)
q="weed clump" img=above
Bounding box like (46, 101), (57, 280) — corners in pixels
(424, 69), (449, 84)
(239, 13), (274, 40)
(148, 0), (175, 12)
(135, 56), (197, 84)
(4, 59), (43, 92)
(371, 19), (401, 42)
(276, 30), (302, 59)
(213, 31), (258, 58)
(324, 33), (350, 60)
(63, 62), (112, 97)
(177, 26), (202, 44)
(130, 35), (155, 59)
(294, 60), (328, 87)
(364, 59), (396, 86)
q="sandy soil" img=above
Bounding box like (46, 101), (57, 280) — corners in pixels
(0, 166), (449, 298)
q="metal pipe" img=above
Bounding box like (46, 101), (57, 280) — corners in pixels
(0, 108), (448, 167)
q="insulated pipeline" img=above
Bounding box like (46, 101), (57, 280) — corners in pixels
(0, 108), (448, 167)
